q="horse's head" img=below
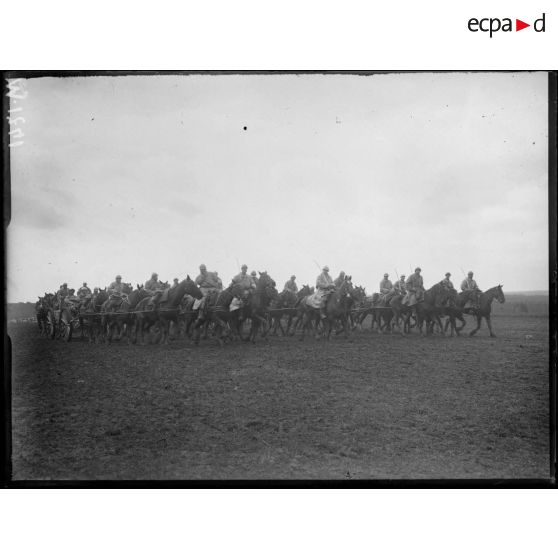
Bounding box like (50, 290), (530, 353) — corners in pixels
(182, 275), (203, 300)
(496, 284), (505, 304)
(122, 283), (133, 294)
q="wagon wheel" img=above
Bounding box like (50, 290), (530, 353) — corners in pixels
(59, 309), (73, 342)
(46, 310), (56, 339)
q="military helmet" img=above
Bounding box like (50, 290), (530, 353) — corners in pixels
(116, 275), (122, 279)
(323, 265), (329, 272)
(415, 267), (421, 272)
(241, 264), (248, 270)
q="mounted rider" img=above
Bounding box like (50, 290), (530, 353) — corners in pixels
(144, 272), (165, 308)
(250, 271), (258, 290)
(77, 282), (92, 299)
(403, 267), (425, 306)
(283, 275), (298, 294)
(334, 271), (346, 288)
(393, 275), (407, 296)
(461, 271), (481, 309)
(316, 265), (335, 319)
(379, 273), (394, 304)
(107, 274), (126, 311)
(441, 272), (454, 290)
(56, 283), (69, 308)
(232, 265), (253, 297)
(194, 264), (222, 315)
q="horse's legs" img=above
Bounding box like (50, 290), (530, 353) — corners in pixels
(486, 315), (496, 337)
(434, 314), (445, 336)
(469, 314), (481, 336)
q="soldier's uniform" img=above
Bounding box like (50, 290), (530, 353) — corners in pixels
(194, 266), (223, 311)
(379, 275), (394, 304)
(250, 271), (258, 290)
(283, 277), (298, 294)
(229, 265), (251, 313)
(393, 276), (407, 296)
(461, 273), (481, 307)
(108, 279), (125, 295)
(56, 284), (69, 308)
(232, 266), (253, 295)
(441, 273), (454, 289)
(404, 269), (424, 306)
(77, 283), (92, 299)
(145, 274), (164, 294)
(316, 266), (335, 318)
(334, 272), (346, 288)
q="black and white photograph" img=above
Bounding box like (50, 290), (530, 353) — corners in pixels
(5, 71), (553, 482)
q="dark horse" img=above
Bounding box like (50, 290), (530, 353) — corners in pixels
(133, 277), (203, 345)
(463, 285), (505, 337)
(191, 283), (245, 346)
(35, 296), (49, 335)
(268, 288), (299, 336)
(241, 271), (278, 343)
(101, 286), (150, 344)
(79, 288), (109, 343)
(390, 283), (451, 336)
(299, 278), (356, 341)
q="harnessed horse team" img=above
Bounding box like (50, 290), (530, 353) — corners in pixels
(36, 265), (505, 345)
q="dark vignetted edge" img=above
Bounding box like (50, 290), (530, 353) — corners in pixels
(2, 73), (13, 488)
(1, 70), (556, 489)
(548, 71), (557, 486)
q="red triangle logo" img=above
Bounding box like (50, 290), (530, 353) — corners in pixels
(516, 19), (530, 31)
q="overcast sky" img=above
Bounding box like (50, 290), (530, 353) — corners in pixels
(7, 72), (548, 302)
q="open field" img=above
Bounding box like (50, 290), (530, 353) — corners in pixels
(8, 314), (550, 480)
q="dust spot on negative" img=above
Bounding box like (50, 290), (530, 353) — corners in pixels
(243, 126), (247, 131)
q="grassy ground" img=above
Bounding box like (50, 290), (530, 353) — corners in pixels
(9, 314), (550, 480)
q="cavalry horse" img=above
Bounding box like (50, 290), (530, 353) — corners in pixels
(191, 283), (245, 346)
(463, 285), (505, 337)
(79, 288), (108, 342)
(101, 285), (150, 344)
(268, 288), (298, 336)
(133, 277), (203, 345)
(241, 271), (278, 343)
(299, 277), (356, 341)
(389, 283), (450, 336)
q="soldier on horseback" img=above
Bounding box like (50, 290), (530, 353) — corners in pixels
(144, 272), (165, 308)
(107, 274), (126, 311)
(77, 282), (92, 298)
(232, 265), (253, 296)
(441, 272), (454, 289)
(56, 283), (69, 309)
(334, 271), (346, 288)
(403, 267), (425, 306)
(283, 275), (298, 294)
(316, 265), (335, 319)
(250, 271), (258, 290)
(379, 273), (394, 304)
(194, 264), (222, 316)
(145, 273), (164, 294)
(393, 275), (406, 295)
(461, 271), (481, 309)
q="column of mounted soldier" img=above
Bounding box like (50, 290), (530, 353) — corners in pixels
(36, 263), (486, 344)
